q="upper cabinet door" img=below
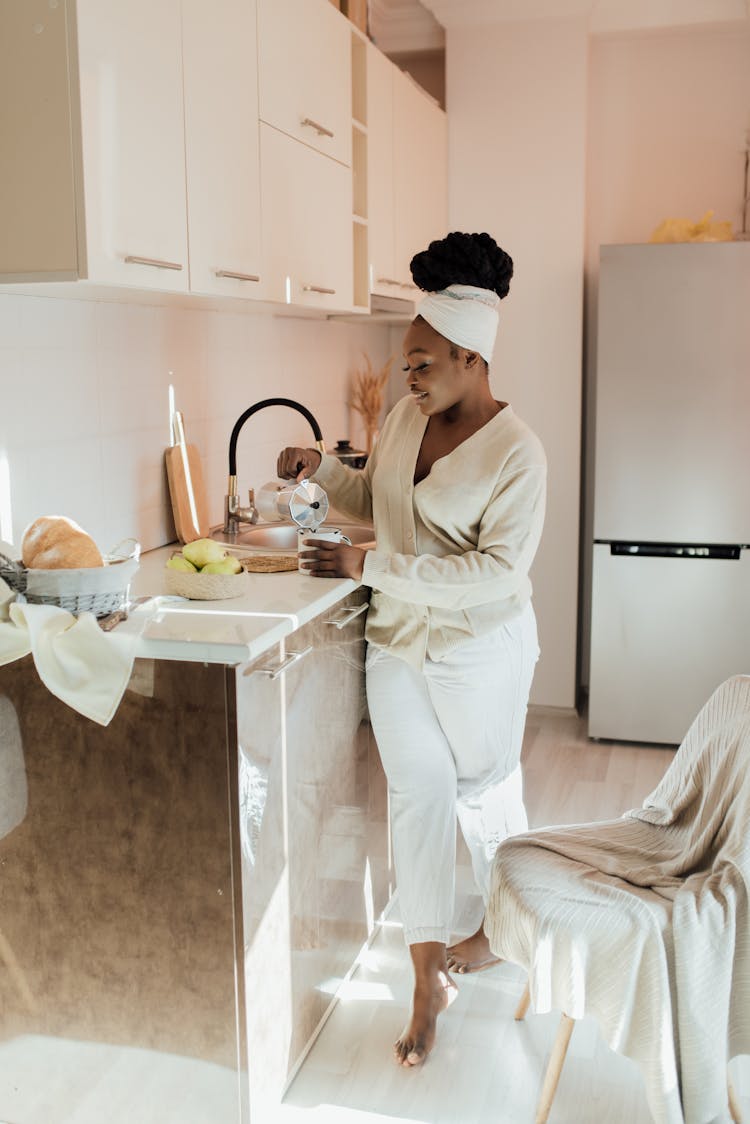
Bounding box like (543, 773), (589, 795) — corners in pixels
(366, 43), (398, 299)
(257, 0), (352, 168)
(76, 0), (188, 291)
(0, 0), (80, 281)
(392, 68), (447, 290)
(182, 0), (263, 299)
(260, 124), (353, 312)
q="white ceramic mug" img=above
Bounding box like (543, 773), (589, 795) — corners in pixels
(297, 526), (352, 572)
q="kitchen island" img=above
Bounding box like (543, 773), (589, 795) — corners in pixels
(0, 544), (391, 1124)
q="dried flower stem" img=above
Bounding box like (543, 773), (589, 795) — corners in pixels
(350, 353), (392, 428)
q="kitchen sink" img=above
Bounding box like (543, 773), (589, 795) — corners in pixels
(211, 522), (375, 551)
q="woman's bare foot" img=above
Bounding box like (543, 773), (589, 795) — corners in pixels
(394, 969), (458, 1067)
(394, 941), (458, 1067)
(446, 921), (502, 974)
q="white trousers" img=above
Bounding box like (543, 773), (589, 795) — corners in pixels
(365, 603), (539, 946)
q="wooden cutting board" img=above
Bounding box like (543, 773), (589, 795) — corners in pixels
(165, 411), (211, 544)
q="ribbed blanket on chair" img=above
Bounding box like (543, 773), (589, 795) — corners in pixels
(486, 675), (750, 1124)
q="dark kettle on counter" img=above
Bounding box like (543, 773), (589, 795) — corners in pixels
(331, 440), (368, 470)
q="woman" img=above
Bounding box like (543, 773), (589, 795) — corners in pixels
(277, 231), (546, 1068)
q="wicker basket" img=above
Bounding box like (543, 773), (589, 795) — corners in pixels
(164, 554), (249, 601)
(0, 539), (141, 618)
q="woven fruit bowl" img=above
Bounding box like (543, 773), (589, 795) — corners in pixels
(164, 550), (250, 601)
(0, 538), (141, 617)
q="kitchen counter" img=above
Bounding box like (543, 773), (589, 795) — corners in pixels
(122, 540), (362, 664)
(0, 551), (388, 1124)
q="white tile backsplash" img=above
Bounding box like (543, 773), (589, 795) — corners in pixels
(0, 292), (392, 553)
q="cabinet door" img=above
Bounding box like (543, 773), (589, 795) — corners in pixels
(284, 593), (373, 1068)
(257, 0), (351, 168)
(0, 0), (80, 280)
(75, 0), (189, 291)
(235, 640), (292, 1112)
(260, 123), (353, 311)
(393, 68), (448, 290)
(182, 0), (263, 299)
(235, 593), (389, 1103)
(366, 43), (398, 300)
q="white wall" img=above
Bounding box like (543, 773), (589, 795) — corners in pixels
(0, 292), (391, 555)
(580, 24), (750, 684)
(446, 18), (589, 709)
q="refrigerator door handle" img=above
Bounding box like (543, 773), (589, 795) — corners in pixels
(606, 542), (743, 560)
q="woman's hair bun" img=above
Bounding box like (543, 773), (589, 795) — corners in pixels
(410, 231), (513, 300)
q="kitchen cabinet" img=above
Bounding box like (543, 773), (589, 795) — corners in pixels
(257, 0), (352, 169)
(393, 66), (448, 287)
(0, 657), (242, 1124)
(259, 123), (354, 311)
(74, 0), (188, 291)
(366, 43), (448, 300)
(255, 0), (355, 312)
(0, 0), (445, 315)
(0, 0), (263, 298)
(0, 0), (189, 290)
(366, 43), (399, 300)
(0, 584), (391, 1122)
(238, 588), (390, 1108)
(182, 0), (263, 299)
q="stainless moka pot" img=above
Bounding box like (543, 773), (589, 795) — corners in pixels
(253, 478), (329, 529)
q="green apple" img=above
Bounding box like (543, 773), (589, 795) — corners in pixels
(166, 555), (198, 572)
(182, 537), (228, 568)
(200, 556), (242, 575)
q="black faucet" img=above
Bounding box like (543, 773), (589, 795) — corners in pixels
(224, 398), (326, 535)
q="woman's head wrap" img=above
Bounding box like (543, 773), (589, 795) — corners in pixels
(416, 283), (500, 364)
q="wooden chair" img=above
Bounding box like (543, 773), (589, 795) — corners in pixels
(512, 981), (742, 1124)
(487, 676), (750, 1124)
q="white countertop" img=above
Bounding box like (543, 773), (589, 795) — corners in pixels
(120, 542), (361, 665)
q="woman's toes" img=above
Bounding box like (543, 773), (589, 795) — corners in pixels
(405, 1045), (425, 1066)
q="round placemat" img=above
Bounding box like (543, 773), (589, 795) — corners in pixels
(241, 554), (298, 573)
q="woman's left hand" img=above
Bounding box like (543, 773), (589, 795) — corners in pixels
(298, 541), (366, 581)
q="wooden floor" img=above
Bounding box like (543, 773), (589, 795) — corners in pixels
(276, 708), (750, 1124)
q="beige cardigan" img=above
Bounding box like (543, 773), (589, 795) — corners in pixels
(312, 394), (546, 669)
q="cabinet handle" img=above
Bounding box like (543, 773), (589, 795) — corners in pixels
(328, 603), (368, 630)
(302, 284), (336, 295)
(376, 277), (419, 290)
(247, 646), (312, 680)
(215, 269), (261, 282)
(124, 255), (183, 271)
(300, 116), (334, 139)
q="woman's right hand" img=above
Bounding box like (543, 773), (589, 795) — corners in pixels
(276, 446), (323, 482)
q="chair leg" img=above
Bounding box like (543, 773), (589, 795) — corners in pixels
(515, 981), (531, 1021)
(728, 1077), (742, 1124)
(535, 1013), (575, 1124)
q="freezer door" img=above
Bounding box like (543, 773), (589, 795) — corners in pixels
(594, 242), (750, 543)
(588, 544), (750, 744)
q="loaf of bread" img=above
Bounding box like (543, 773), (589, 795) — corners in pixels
(21, 515), (104, 570)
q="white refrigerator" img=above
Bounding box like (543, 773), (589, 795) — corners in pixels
(588, 242), (750, 745)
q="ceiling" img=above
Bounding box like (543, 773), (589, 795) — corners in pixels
(369, 0), (750, 54)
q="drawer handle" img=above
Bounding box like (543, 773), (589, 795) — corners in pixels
(301, 116), (334, 139)
(328, 603), (368, 630)
(247, 646), (313, 680)
(215, 269), (261, 282)
(302, 284), (336, 295)
(376, 277), (402, 286)
(124, 255), (183, 271)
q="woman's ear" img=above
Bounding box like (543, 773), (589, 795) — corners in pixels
(463, 350), (481, 371)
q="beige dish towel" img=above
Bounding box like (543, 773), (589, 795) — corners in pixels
(0, 579), (144, 727)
